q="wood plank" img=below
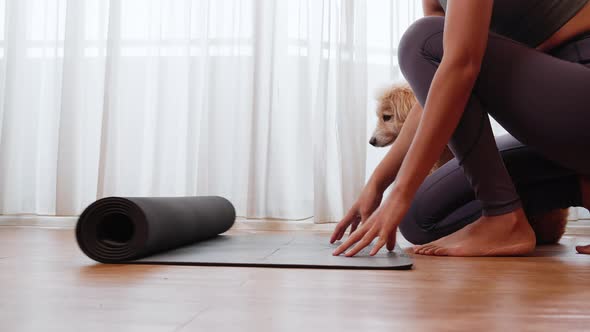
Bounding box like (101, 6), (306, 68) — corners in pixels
(0, 226), (588, 332)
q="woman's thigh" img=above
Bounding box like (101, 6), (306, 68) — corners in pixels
(401, 17), (590, 174)
(475, 34), (590, 173)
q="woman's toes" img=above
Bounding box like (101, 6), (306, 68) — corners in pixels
(576, 244), (590, 254)
(414, 245), (426, 255)
(412, 245), (424, 254)
(416, 244), (434, 255)
(433, 246), (449, 256)
(414, 244), (431, 254)
(424, 246), (439, 255)
(428, 246), (440, 256)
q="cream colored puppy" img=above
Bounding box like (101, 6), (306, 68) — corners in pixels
(370, 83), (454, 173)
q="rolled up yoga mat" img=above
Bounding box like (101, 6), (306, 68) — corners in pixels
(76, 196), (413, 270)
(76, 196), (236, 263)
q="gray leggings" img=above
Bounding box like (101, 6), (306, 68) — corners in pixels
(397, 17), (590, 244)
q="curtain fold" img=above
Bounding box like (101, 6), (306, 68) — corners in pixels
(0, 0), (424, 222)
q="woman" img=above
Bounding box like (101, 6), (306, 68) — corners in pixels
(330, 0), (590, 257)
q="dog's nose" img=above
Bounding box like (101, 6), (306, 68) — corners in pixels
(369, 137), (377, 146)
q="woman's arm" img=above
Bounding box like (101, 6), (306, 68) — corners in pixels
(330, 103), (422, 244)
(333, 0), (494, 256)
(422, 0), (445, 16)
(367, 0), (445, 192)
(392, 0), (493, 201)
(363, 0), (492, 201)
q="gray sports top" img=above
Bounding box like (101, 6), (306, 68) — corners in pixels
(438, 0), (589, 47)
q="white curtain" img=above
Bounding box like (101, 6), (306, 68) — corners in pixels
(0, 0), (425, 222)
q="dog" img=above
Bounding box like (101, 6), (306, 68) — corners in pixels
(370, 83), (568, 245)
(370, 83), (455, 174)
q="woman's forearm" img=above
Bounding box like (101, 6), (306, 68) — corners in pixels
(368, 102), (423, 192)
(391, 60), (479, 202)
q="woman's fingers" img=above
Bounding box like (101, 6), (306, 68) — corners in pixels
(332, 224), (368, 255)
(386, 230), (397, 252)
(338, 216), (359, 241)
(330, 209), (357, 243)
(385, 226), (397, 252)
(329, 226), (343, 244)
(349, 216), (362, 235)
(332, 226), (348, 244)
(369, 237), (387, 256)
(349, 221), (358, 235)
(344, 227), (379, 257)
(334, 223), (346, 242)
(332, 207), (400, 257)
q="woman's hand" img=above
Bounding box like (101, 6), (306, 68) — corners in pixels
(329, 182), (384, 244)
(329, 102), (424, 247)
(332, 189), (411, 257)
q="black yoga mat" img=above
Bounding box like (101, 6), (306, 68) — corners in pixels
(76, 196), (413, 270)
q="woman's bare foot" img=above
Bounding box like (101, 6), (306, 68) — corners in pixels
(413, 208), (536, 256)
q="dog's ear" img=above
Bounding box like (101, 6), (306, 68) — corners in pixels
(374, 82), (409, 101)
(386, 83), (416, 123)
(374, 83), (395, 101)
(375, 86), (394, 114)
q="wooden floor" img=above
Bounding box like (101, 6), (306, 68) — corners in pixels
(0, 226), (589, 332)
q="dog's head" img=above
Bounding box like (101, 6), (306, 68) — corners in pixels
(370, 84), (416, 147)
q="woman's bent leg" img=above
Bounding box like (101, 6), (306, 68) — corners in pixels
(399, 18), (590, 213)
(397, 18), (590, 255)
(399, 134), (583, 245)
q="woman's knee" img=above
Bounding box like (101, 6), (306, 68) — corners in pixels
(398, 158), (475, 245)
(398, 170), (446, 245)
(398, 16), (445, 73)
(399, 205), (435, 245)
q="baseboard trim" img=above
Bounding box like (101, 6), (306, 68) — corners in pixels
(1, 216), (589, 235)
(0, 216), (335, 231)
(564, 220), (590, 235)
(0, 216), (78, 228)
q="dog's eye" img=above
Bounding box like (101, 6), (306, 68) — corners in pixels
(382, 115), (392, 122)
